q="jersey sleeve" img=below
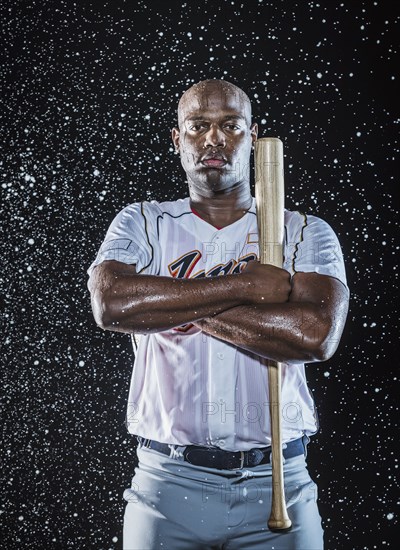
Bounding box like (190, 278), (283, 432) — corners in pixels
(285, 213), (349, 291)
(87, 202), (159, 277)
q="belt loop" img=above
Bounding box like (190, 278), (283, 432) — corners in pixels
(302, 434), (310, 458)
(239, 451), (245, 469)
(168, 444), (186, 460)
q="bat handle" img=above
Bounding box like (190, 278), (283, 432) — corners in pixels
(268, 360), (292, 531)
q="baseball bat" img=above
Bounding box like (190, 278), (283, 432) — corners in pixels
(254, 137), (292, 531)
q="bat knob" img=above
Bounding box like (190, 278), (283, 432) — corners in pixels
(267, 517), (292, 532)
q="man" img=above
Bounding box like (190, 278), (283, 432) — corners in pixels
(87, 79), (349, 549)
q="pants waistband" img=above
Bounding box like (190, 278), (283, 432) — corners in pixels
(137, 435), (309, 470)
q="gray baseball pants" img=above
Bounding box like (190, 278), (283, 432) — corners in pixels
(123, 444), (324, 549)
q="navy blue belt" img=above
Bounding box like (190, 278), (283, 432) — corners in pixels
(137, 436), (308, 470)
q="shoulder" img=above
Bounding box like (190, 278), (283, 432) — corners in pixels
(121, 197), (191, 219)
(148, 197), (191, 218)
(284, 209), (340, 241)
(284, 208), (326, 227)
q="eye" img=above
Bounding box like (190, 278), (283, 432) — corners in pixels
(189, 123), (208, 131)
(224, 123), (241, 130)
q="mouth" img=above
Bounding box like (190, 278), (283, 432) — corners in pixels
(201, 155), (227, 168)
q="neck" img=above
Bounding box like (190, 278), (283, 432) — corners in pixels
(188, 181), (253, 228)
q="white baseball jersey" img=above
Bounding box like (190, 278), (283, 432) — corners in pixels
(88, 196), (348, 451)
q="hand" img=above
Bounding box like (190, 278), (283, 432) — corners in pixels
(240, 260), (292, 305)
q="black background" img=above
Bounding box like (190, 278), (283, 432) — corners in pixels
(2, 1), (399, 548)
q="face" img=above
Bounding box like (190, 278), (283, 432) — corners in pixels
(172, 81), (258, 194)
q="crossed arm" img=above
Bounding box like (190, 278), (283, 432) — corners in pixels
(88, 259), (349, 364)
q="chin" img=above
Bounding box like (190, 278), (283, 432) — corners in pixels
(188, 167), (241, 193)
(204, 178), (239, 195)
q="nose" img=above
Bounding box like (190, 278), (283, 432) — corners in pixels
(204, 124), (226, 148)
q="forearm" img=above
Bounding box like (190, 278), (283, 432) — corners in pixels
(91, 268), (249, 334)
(195, 303), (335, 363)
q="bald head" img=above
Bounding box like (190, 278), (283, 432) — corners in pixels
(177, 79), (252, 128)
(171, 78), (258, 193)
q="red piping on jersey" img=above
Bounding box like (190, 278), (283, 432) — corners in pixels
(191, 207), (222, 230)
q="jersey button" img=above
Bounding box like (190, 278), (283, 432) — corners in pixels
(217, 352), (224, 360)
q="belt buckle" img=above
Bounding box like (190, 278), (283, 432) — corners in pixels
(225, 451), (243, 470)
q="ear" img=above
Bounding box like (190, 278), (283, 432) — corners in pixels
(171, 127), (180, 152)
(250, 122), (258, 143)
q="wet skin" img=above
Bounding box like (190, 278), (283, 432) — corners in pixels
(89, 80), (349, 364)
(172, 79), (257, 228)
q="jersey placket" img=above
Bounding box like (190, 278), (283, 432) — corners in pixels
(205, 229), (239, 450)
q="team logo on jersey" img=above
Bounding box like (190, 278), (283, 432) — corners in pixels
(168, 251), (258, 332)
(168, 250), (202, 278)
